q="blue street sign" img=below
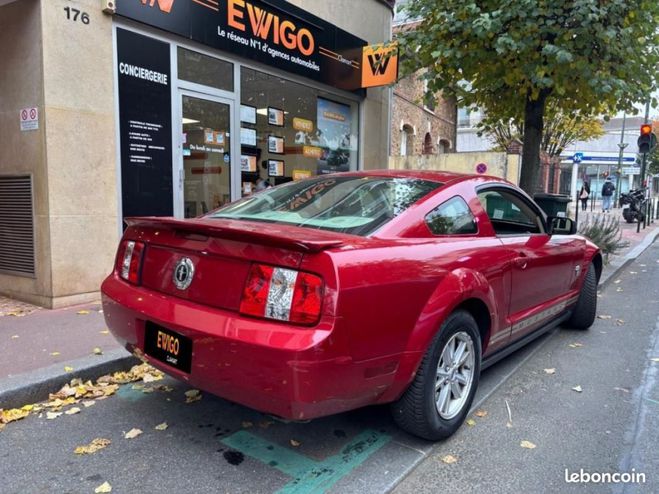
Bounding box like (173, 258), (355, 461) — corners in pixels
(572, 152), (583, 163)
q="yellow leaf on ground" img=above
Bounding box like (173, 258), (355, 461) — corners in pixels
(520, 440), (537, 449)
(64, 407), (81, 415)
(1, 408), (30, 424)
(82, 400), (96, 408)
(441, 454), (458, 464)
(290, 439), (301, 447)
(77, 310), (90, 315)
(93, 347), (103, 355)
(21, 404), (34, 412)
(466, 419), (476, 427)
(143, 372), (163, 383)
(568, 343), (583, 349)
(64, 366), (74, 373)
(154, 422), (168, 431)
(123, 428), (143, 439)
(597, 315), (612, 319)
(94, 482), (112, 493)
(544, 368), (556, 375)
(474, 410), (488, 417)
(11, 335), (19, 339)
(100, 330), (110, 335)
(184, 389), (202, 404)
(46, 411), (63, 420)
(572, 385), (583, 393)
(50, 352), (61, 356)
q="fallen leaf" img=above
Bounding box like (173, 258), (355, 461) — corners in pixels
(77, 310), (90, 315)
(0, 408), (30, 424)
(568, 343), (583, 348)
(93, 347), (103, 355)
(10, 335), (19, 339)
(184, 389), (202, 403)
(82, 400), (96, 408)
(629, 271), (638, 275)
(21, 404), (34, 412)
(50, 352), (61, 356)
(572, 385), (583, 393)
(466, 418), (476, 427)
(615, 319), (625, 326)
(100, 330), (110, 335)
(123, 428), (143, 439)
(290, 439), (301, 447)
(143, 372), (163, 383)
(64, 366), (74, 373)
(154, 422), (168, 431)
(241, 421), (253, 429)
(74, 438), (111, 455)
(544, 368), (556, 375)
(258, 420), (274, 429)
(46, 411), (63, 420)
(520, 440), (537, 449)
(505, 399), (513, 428)
(441, 454), (458, 464)
(474, 410), (488, 418)
(64, 407), (81, 415)
(613, 279), (621, 284)
(94, 481), (112, 493)
(616, 287), (624, 292)
(597, 315), (612, 319)
(613, 387), (630, 393)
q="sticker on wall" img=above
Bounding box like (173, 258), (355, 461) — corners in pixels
(19, 107), (39, 131)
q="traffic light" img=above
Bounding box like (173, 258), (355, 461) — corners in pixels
(637, 124), (657, 154)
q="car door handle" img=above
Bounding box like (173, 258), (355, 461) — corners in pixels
(514, 253), (528, 269)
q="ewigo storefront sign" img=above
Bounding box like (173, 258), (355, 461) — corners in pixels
(116, 0), (369, 91)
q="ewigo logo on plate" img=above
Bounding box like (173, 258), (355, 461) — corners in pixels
(140, 0), (175, 14)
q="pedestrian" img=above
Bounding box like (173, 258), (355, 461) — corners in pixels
(601, 177), (615, 213)
(579, 181), (590, 211)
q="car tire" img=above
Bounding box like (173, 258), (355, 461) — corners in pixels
(391, 310), (482, 441)
(566, 263), (597, 330)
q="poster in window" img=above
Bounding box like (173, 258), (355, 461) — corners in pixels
(316, 98), (353, 174)
(268, 135), (285, 154)
(240, 127), (257, 146)
(268, 107), (285, 127)
(268, 160), (285, 177)
(240, 104), (256, 124)
(240, 154), (257, 172)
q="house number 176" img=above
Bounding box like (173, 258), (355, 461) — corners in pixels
(64, 7), (90, 24)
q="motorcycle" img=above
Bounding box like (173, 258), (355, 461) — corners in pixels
(619, 188), (647, 223)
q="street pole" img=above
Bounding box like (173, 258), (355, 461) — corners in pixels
(615, 113), (627, 207)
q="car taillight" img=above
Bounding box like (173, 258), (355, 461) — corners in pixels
(117, 240), (145, 284)
(240, 264), (323, 325)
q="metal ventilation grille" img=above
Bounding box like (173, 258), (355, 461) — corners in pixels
(0, 176), (35, 277)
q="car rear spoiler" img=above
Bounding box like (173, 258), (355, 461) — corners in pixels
(124, 217), (345, 253)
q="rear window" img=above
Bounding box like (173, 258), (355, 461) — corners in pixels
(209, 176), (441, 236)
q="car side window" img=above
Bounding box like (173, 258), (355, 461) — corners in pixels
(477, 189), (544, 235)
(425, 196), (478, 235)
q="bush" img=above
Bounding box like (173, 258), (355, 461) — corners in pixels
(577, 215), (629, 263)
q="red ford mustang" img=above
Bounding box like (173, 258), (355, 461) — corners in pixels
(102, 171), (601, 440)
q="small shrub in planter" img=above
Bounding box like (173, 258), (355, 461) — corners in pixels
(577, 215), (629, 263)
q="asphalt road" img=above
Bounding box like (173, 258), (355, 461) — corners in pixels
(1, 243), (657, 494)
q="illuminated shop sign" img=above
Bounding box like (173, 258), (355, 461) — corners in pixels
(117, 0), (381, 91)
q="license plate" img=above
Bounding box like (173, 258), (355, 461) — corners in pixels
(144, 322), (192, 373)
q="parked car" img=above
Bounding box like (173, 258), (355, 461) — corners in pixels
(101, 171), (601, 440)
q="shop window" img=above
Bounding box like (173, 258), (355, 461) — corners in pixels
(239, 68), (359, 196)
(178, 47), (234, 92)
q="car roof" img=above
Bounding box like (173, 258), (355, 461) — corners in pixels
(329, 169), (511, 186)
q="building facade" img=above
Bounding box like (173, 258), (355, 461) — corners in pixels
(0, 0), (395, 308)
(390, 3), (456, 158)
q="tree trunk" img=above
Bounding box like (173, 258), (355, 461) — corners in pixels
(519, 91), (549, 194)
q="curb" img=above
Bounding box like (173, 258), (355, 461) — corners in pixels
(599, 226), (659, 289)
(0, 348), (139, 410)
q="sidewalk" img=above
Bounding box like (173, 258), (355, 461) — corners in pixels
(1, 222), (658, 410)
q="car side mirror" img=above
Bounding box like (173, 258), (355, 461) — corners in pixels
(547, 216), (576, 235)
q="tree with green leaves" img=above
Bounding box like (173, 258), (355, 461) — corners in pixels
(398, 0), (659, 193)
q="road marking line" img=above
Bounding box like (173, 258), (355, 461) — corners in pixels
(221, 429), (391, 494)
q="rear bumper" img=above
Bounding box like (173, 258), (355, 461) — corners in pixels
(101, 275), (400, 420)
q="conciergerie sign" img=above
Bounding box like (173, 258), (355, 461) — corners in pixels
(116, 0), (397, 91)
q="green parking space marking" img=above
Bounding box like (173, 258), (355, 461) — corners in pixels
(222, 429), (391, 494)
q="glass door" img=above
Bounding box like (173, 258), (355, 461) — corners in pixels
(178, 92), (234, 218)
